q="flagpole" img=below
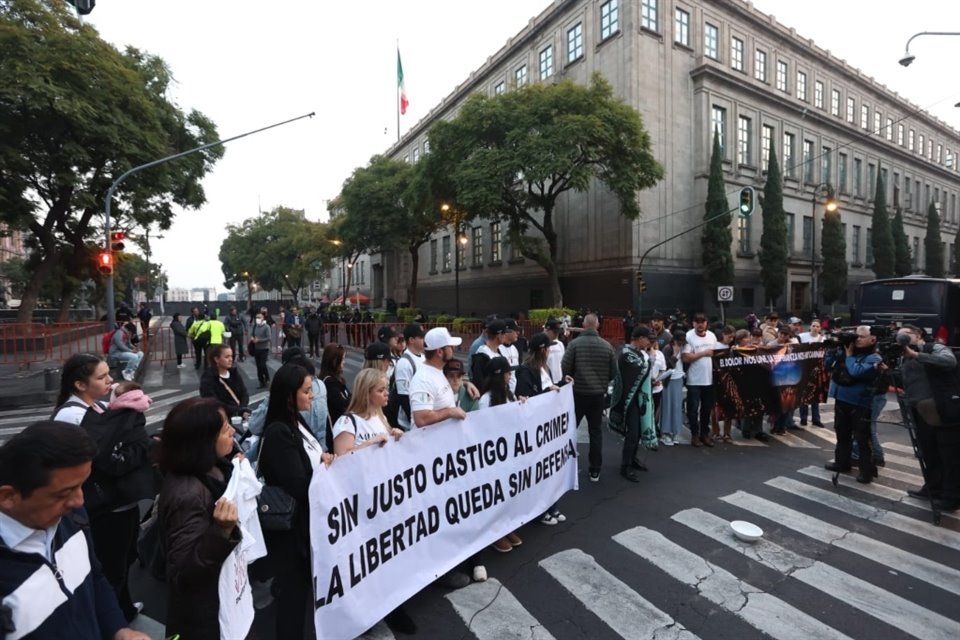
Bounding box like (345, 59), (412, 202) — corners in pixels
(396, 40), (401, 143)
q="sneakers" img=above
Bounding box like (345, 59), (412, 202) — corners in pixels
(548, 508), (566, 522)
(437, 570), (471, 589)
(589, 472), (600, 482)
(493, 537), (513, 553)
(472, 565), (488, 582)
(691, 437), (703, 448)
(620, 467), (641, 483)
(701, 435), (715, 448)
(660, 434), (676, 446)
(176, 363), (186, 369)
(540, 513), (559, 525)
(506, 532), (523, 547)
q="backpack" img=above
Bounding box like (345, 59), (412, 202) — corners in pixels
(923, 346), (960, 426)
(324, 411), (358, 453)
(102, 328), (117, 354)
(829, 353), (857, 387)
(385, 353), (418, 428)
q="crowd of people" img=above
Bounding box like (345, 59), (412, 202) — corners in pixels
(2, 303), (959, 640)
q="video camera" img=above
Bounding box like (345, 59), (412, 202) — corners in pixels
(823, 325), (904, 367)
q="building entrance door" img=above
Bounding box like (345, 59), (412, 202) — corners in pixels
(790, 281), (808, 315)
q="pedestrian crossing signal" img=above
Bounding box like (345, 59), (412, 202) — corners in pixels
(739, 187), (755, 216)
(97, 251), (113, 275)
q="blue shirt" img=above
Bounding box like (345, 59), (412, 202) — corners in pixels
(827, 350), (882, 408)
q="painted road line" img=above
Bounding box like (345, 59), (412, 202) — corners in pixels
(539, 549), (699, 640)
(672, 508), (958, 640)
(769, 431), (819, 448)
(874, 465), (925, 486)
(766, 476), (960, 552)
(881, 442), (915, 455)
(730, 435), (767, 447)
(613, 527), (852, 640)
(803, 427), (837, 445)
(720, 491), (960, 597)
(795, 467), (960, 525)
(445, 578), (556, 640)
(882, 452), (920, 470)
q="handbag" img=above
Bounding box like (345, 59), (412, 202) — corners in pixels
(255, 423), (298, 531)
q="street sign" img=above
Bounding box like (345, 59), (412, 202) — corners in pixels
(717, 286), (734, 302)
(311, 259), (323, 271)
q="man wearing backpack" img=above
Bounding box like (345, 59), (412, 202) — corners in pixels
(897, 325), (960, 511)
(389, 324), (427, 430)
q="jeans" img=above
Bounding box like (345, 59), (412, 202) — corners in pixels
(574, 392), (606, 474)
(228, 333), (244, 360)
(686, 385), (715, 439)
(113, 350), (142, 372)
(799, 403), (821, 423)
(660, 380), (683, 436)
(853, 393), (886, 462)
(833, 400), (874, 476)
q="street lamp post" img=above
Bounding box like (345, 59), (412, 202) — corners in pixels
(811, 183), (838, 315)
(441, 204), (469, 317)
(898, 31), (960, 66)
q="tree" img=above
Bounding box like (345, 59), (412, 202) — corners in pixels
(870, 164), (895, 278)
(701, 130), (733, 299)
(925, 201), (944, 277)
(337, 155), (442, 306)
(219, 207), (330, 304)
(953, 226), (960, 277)
(820, 209), (847, 308)
(758, 146), (787, 309)
(0, 0), (222, 321)
(891, 208), (912, 277)
(424, 74), (664, 306)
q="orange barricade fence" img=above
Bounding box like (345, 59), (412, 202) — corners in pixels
(0, 322), (106, 369)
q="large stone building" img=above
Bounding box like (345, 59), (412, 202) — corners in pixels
(371, 0), (960, 317)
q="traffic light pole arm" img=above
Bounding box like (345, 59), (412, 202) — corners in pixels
(102, 111), (316, 328)
(637, 205), (738, 319)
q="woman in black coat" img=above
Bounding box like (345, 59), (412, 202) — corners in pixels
(199, 344), (250, 419)
(171, 313), (189, 367)
(258, 363), (334, 640)
(320, 343), (351, 425)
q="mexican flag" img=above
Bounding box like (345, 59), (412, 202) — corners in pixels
(397, 49), (409, 115)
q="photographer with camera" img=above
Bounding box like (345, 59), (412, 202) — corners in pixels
(824, 326), (882, 483)
(896, 325), (960, 512)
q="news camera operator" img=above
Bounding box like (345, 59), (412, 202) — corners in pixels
(824, 326), (882, 483)
(896, 325), (960, 511)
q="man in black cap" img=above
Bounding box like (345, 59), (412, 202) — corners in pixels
(471, 319), (509, 383)
(499, 319), (521, 394)
(388, 324), (427, 430)
(377, 325), (401, 378)
(543, 317), (566, 384)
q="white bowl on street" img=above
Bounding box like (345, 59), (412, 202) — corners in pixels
(730, 520), (763, 542)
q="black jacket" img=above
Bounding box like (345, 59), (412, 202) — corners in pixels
(199, 367), (250, 417)
(516, 363), (567, 398)
(258, 420), (314, 561)
(323, 376), (351, 425)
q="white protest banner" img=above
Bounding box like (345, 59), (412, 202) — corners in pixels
(308, 385), (578, 640)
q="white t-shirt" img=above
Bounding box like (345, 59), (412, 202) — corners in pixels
(683, 329), (718, 386)
(393, 350), (426, 429)
(498, 343), (520, 392)
(331, 413), (389, 448)
(649, 349), (666, 394)
(53, 395), (105, 425)
(539, 366), (554, 391)
(479, 393), (517, 409)
(298, 425), (325, 470)
(546, 340), (565, 384)
(798, 332), (824, 344)
(409, 364), (457, 418)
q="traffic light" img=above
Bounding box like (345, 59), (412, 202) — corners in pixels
(97, 251), (113, 276)
(110, 231), (126, 252)
(640, 281), (648, 293)
(738, 186), (755, 216)
(636, 269), (647, 294)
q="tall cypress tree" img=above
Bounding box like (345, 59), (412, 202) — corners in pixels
(891, 208), (912, 277)
(870, 163), (895, 278)
(758, 146), (787, 308)
(701, 130), (734, 295)
(820, 208), (848, 306)
(925, 201), (944, 277)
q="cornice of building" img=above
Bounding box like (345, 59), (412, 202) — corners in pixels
(721, 0), (960, 141)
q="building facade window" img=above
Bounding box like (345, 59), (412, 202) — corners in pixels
(731, 37), (744, 71)
(494, 81), (505, 95)
(854, 158), (862, 196)
(852, 225), (861, 264)
(538, 45), (554, 80)
(803, 139), (814, 183)
(674, 8), (689, 46)
(874, 111), (881, 135)
(861, 104), (869, 130)
(802, 216), (813, 254)
(515, 64), (527, 88)
(567, 23), (583, 62)
(919, 134), (925, 156)
(737, 115), (751, 165)
(822, 146), (832, 184)
(442, 236), (451, 271)
(490, 222), (501, 263)
(846, 97), (855, 123)
(712, 105), (727, 156)
(471, 227), (483, 266)
(762, 125), (773, 171)
(787, 213), (796, 251)
(937, 143), (943, 164)
(866, 229), (874, 266)
(600, 0), (619, 40)
(885, 117), (893, 141)
(898, 124), (905, 146)
(928, 138), (934, 159)
(754, 49), (767, 82)
(641, 0), (658, 31)
(905, 176), (912, 210)
(909, 129), (915, 151)
(738, 215), (751, 253)
(704, 23), (719, 59)
(797, 71), (807, 101)
(838, 153), (848, 192)
(783, 132), (795, 177)
(429, 239), (438, 273)
(814, 81), (824, 109)
(776, 60), (788, 91)
(893, 171), (900, 208)
(831, 89), (840, 116)
(868, 163), (876, 198)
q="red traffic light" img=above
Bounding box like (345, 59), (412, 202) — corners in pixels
(110, 231), (125, 252)
(97, 251), (113, 275)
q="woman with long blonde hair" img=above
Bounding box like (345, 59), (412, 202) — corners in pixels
(332, 368), (404, 455)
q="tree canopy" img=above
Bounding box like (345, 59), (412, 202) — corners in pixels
(758, 146), (787, 308)
(701, 130), (734, 299)
(924, 201), (944, 277)
(820, 208), (847, 307)
(423, 73), (663, 306)
(0, 0), (222, 320)
(870, 166), (895, 278)
(891, 208), (912, 277)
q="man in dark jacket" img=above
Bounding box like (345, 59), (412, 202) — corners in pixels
(561, 313), (617, 482)
(0, 422), (149, 640)
(225, 306), (245, 362)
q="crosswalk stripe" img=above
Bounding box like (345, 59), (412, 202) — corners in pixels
(730, 435), (766, 447)
(539, 549), (700, 640)
(770, 431), (819, 448)
(719, 491), (960, 597)
(795, 467), (960, 524)
(766, 476), (960, 551)
(801, 426), (837, 445)
(0, 388), (183, 427)
(613, 527), (853, 640)
(883, 452), (920, 469)
(445, 578), (556, 640)
(672, 508), (958, 640)
(873, 465), (925, 486)
(882, 442), (915, 455)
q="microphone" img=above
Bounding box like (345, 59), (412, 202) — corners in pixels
(896, 333), (912, 347)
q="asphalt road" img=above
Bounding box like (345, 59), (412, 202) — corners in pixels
(2, 353), (958, 640)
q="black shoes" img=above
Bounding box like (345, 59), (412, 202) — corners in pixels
(907, 486), (933, 499)
(384, 605), (417, 634)
(932, 498), (960, 512)
(812, 421), (825, 427)
(755, 432), (771, 442)
(824, 461), (851, 472)
(630, 461), (649, 472)
(620, 467), (641, 483)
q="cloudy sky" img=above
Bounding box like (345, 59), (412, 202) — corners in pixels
(85, 0), (960, 290)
